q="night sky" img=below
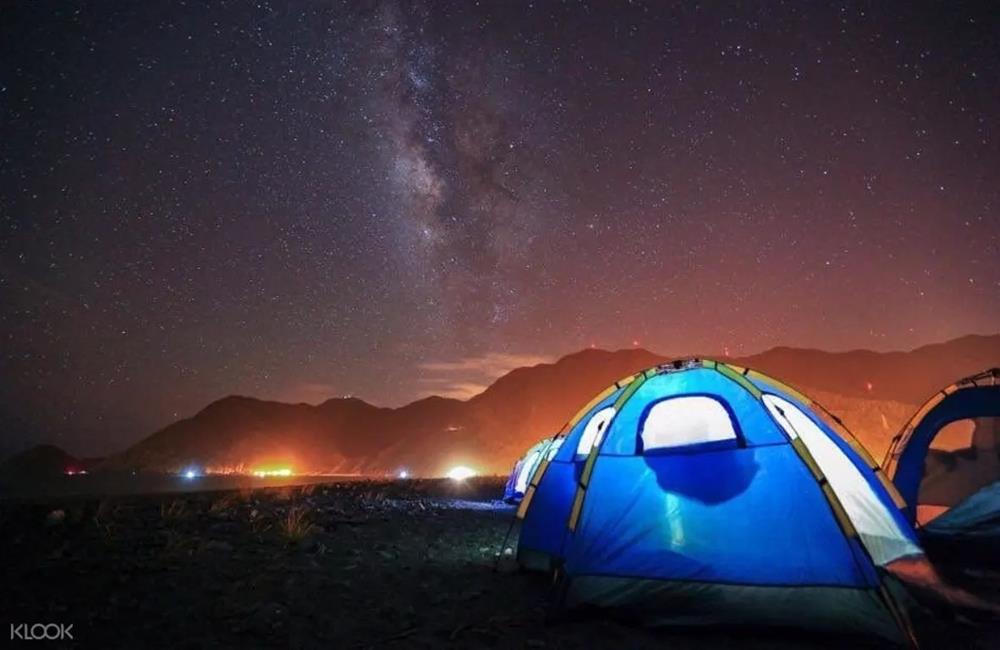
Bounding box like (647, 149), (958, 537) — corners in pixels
(2, 1), (998, 455)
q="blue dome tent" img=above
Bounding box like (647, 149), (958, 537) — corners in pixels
(882, 368), (1000, 565)
(515, 359), (922, 643)
(503, 437), (561, 504)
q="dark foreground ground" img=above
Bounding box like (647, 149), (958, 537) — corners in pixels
(1, 477), (996, 649)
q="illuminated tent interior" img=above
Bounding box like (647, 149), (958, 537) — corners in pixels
(503, 437), (561, 504)
(883, 368), (1000, 565)
(514, 359), (921, 643)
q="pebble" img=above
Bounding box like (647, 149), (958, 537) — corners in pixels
(205, 540), (234, 553)
(45, 509), (66, 526)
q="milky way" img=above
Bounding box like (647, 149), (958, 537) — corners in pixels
(1, 1), (998, 454)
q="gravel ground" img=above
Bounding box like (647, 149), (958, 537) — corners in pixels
(1, 477), (995, 648)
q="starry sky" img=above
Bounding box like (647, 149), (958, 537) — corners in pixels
(1, 1), (998, 455)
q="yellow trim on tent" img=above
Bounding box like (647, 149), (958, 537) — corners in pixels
(716, 363), (763, 398)
(821, 483), (859, 538)
(886, 370), (999, 477)
(746, 369), (813, 405)
(787, 437), (859, 539)
(902, 391), (947, 437)
(568, 371), (652, 532)
(520, 373), (640, 520)
(616, 372), (638, 387)
(766, 397), (861, 540)
(516, 454), (552, 519)
(748, 367), (898, 515)
(516, 484), (536, 519)
(530, 458), (550, 486)
(842, 432), (878, 467)
(562, 384), (617, 432)
(875, 469), (908, 509)
(561, 372), (638, 433)
(743, 365), (914, 646)
(790, 438), (823, 480)
(568, 488), (585, 531)
(886, 382), (961, 458)
(886, 382), (963, 473)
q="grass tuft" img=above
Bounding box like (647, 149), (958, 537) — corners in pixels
(160, 499), (188, 523)
(93, 499), (119, 541)
(209, 494), (238, 515)
(281, 505), (316, 543)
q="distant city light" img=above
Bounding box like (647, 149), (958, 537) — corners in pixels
(446, 465), (476, 481)
(397, 469), (410, 479)
(253, 468), (293, 478)
(180, 466), (201, 479)
(185, 470), (196, 479)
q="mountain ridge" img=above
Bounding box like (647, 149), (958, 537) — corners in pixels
(98, 333), (1000, 476)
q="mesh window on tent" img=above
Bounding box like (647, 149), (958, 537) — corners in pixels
(640, 395), (737, 452)
(762, 393), (921, 566)
(576, 407), (616, 458)
(514, 450), (541, 494)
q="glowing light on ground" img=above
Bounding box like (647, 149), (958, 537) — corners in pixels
(253, 468), (293, 478)
(397, 469), (409, 479)
(446, 465), (476, 481)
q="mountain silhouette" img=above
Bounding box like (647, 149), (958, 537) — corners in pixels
(0, 444), (81, 479)
(101, 334), (1000, 476)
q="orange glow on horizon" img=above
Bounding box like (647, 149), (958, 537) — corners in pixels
(252, 467), (294, 477)
(202, 462), (298, 477)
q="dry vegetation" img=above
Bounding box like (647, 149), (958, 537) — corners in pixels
(280, 506), (317, 543)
